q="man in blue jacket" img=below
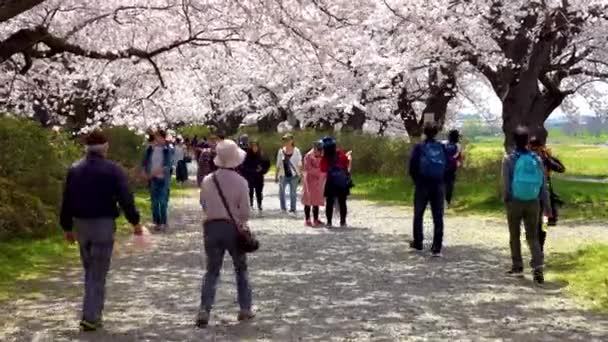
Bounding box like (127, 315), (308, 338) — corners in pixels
(408, 123), (448, 257)
(142, 130), (173, 231)
(60, 131), (142, 331)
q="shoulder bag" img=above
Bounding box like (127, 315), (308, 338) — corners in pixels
(211, 173), (259, 253)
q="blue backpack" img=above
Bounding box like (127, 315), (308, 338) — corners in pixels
(419, 142), (447, 180)
(328, 164), (350, 191)
(512, 152), (543, 201)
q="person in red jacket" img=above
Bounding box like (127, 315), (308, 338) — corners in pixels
(320, 137), (352, 227)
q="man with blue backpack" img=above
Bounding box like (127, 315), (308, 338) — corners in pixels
(501, 126), (551, 285)
(408, 123), (448, 257)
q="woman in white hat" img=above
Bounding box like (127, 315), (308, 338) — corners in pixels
(197, 139), (254, 328)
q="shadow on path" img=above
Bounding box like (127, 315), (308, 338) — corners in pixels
(1, 190), (607, 341)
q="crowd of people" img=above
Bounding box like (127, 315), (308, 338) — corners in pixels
(58, 124), (565, 331)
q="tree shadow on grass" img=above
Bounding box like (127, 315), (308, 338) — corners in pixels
(2, 221), (607, 341)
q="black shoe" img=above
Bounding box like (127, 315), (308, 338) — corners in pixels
(506, 267), (524, 278)
(79, 320), (98, 332)
(196, 310), (210, 328)
(533, 269), (544, 285)
(409, 241), (423, 251)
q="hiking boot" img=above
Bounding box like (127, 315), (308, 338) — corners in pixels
(533, 269), (545, 285)
(237, 311), (255, 322)
(431, 251), (443, 258)
(506, 267), (524, 278)
(195, 310), (210, 328)
(409, 241), (423, 251)
(305, 220), (313, 227)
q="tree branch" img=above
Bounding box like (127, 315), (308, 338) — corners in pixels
(0, 0), (46, 23)
(1, 26), (246, 74)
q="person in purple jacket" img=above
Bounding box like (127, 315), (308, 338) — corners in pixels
(60, 131), (142, 331)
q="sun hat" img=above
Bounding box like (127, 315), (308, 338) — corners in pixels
(214, 139), (246, 169)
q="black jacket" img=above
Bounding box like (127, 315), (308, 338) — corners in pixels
(60, 153), (140, 231)
(240, 151), (270, 184)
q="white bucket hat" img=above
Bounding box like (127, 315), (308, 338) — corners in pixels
(214, 139), (246, 169)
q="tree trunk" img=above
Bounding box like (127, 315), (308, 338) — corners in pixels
(344, 106), (366, 131)
(501, 80), (565, 150)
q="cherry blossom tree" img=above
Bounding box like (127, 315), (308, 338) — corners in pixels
(443, 0), (608, 146)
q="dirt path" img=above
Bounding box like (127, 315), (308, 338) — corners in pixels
(1, 183), (607, 341)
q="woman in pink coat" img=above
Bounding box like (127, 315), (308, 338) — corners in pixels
(302, 141), (326, 227)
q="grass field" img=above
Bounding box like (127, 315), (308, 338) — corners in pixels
(467, 138), (608, 178)
(548, 245), (608, 311)
(352, 173), (608, 220)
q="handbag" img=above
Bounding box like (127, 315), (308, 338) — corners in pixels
(211, 173), (259, 253)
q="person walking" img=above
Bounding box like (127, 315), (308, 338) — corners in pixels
(60, 131), (142, 332)
(197, 139), (254, 328)
(502, 127), (552, 284)
(275, 133), (302, 215)
(302, 140), (326, 227)
(241, 140), (271, 211)
(408, 123), (448, 257)
(197, 136), (219, 187)
(529, 137), (566, 251)
(320, 137), (351, 228)
(444, 129), (464, 206)
(141, 130), (173, 231)
(174, 137), (189, 186)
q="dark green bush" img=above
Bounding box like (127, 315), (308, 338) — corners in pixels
(177, 125), (213, 140)
(103, 126), (145, 169)
(236, 130), (412, 176)
(0, 177), (56, 239)
(0, 117), (78, 208)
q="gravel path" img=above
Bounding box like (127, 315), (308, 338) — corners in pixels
(1, 183), (607, 341)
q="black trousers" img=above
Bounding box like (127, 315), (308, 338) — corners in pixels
(445, 171), (456, 205)
(326, 195), (347, 225)
(248, 181), (263, 208)
(304, 206), (320, 221)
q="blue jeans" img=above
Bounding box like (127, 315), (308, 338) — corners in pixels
(412, 182), (445, 253)
(279, 176), (298, 212)
(149, 178), (170, 225)
(200, 220), (252, 313)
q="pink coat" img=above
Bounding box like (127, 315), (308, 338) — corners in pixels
(301, 149), (326, 206)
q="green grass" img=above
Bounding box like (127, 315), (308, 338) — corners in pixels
(0, 186), (160, 301)
(351, 174), (608, 220)
(547, 244), (608, 311)
(466, 139), (608, 178)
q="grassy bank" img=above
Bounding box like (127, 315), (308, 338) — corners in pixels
(469, 139), (608, 178)
(0, 187), (158, 301)
(547, 245), (608, 311)
(351, 174), (608, 220)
